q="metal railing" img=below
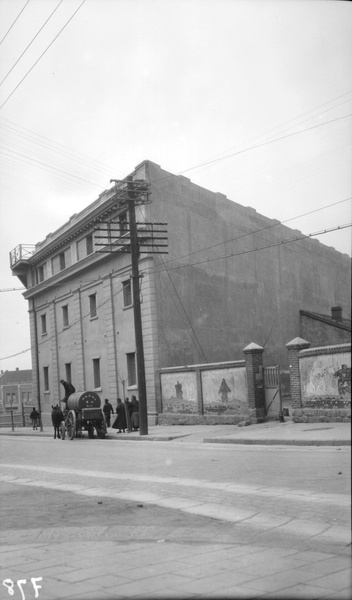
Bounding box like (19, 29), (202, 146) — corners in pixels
(9, 244), (36, 268)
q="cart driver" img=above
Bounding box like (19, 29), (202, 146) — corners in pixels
(60, 379), (76, 411)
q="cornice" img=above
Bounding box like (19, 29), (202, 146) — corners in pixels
(29, 188), (123, 265)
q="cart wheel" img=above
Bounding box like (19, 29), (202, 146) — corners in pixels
(87, 423), (95, 438)
(66, 410), (76, 440)
(59, 420), (66, 440)
(95, 425), (106, 438)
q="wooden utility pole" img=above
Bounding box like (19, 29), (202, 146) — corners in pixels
(127, 177), (148, 435)
(97, 176), (167, 436)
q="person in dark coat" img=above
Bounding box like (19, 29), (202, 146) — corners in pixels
(60, 380), (75, 410)
(30, 408), (40, 430)
(131, 395), (139, 431)
(112, 398), (127, 433)
(103, 398), (114, 427)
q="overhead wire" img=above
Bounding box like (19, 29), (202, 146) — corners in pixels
(152, 113), (352, 188)
(0, 0), (87, 110)
(0, 0), (30, 46)
(0, 117), (118, 177)
(146, 197), (352, 270)
(184, 92), (352, 176)
(0, 0), (65, 88)
(146, 223), (352, 276)
(0, 275), (124, 367)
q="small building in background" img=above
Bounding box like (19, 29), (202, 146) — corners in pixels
(0, 368), (33, 426)
(300, 306), (351, 347)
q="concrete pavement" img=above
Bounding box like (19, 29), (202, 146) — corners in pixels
(0, 419), (350, 445)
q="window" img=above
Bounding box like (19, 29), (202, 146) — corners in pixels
(36, 264), (45, 284)
(43, 367), (49, 392)
(51, 250), (69, 275)
(59, 252), (66, 271)
(62, 305), (69, 328)
(65, 363), (72, 383)
(77, 235), (94, 260)
(127, 352), (136, 386)
(123, 280), (132, 307)
(41, 314), (47, 335)
(6, 393), (16, 406)
(86, 234), (93, 255)
(93, 358), (101, 388)
(89, 293), (97, 318)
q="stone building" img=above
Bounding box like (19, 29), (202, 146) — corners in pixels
(10, 160), (351, 426)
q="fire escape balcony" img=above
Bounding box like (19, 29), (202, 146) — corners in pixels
(9, 244), (35, 287)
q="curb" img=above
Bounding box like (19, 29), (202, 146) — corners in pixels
(203, 438), (351, 446)
(0, 430), (350, 446)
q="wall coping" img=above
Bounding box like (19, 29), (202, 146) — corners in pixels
(159, 360), (246, 374)
(286, 337), (310, 348)
(299, 342), (351, 358)
(243, 342), (264, 353)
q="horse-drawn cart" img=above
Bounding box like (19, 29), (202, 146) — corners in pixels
(60, 391), (107, 440)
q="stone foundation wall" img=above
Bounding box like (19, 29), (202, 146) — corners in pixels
(293, 408), (350, 423)
(158, 412), (252, 426)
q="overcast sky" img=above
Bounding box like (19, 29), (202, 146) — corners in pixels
(0, 0), (351, 372)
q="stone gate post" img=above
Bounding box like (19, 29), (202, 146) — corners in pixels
(286, 337), (311, 410)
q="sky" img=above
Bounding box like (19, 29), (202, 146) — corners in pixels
(0, 0), (351, 372)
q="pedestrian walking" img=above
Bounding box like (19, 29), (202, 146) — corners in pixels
(103, 398), (114, 427)
(112, 398), (127, 433)
(30, 407), (40, 430)
(125, 397), (132, 432)
(131, 395), (139, 431)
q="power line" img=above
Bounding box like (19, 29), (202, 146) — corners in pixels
(0, 0), (30, 46)
(0, 1), (64, 88)
(0, 275), (124, 364)
(0, 0), (87, 110)
(149, 223), (352, 275)
(178, 114), (352, 176)
(0, 117), (118, 176)
(186, 91), (352, 174)
(154, 197), (352, 269)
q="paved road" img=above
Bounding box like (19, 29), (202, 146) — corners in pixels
(0, 435), (351, 599)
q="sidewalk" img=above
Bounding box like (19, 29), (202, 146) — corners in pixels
(0, 419), (350, 445)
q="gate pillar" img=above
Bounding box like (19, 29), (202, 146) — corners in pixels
(286, 337), (311, 409)
(243, 342), (265, 422)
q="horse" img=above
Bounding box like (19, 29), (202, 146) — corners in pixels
(51, 405), (64, 439)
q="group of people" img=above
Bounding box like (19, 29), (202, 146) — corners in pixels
(103, 395), (139, 433)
